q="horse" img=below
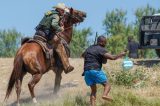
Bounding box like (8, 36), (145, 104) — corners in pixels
(4, 7), (86, 105)
(53, 8), (87, 93)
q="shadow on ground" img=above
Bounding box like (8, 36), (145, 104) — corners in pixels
(61, 81), (78, 88)
(8, 81), (79, 106)
(7, 89), (58, 106)
(136, 59), (160, 67)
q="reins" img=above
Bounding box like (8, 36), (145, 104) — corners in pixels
(57, 9), (84, 50)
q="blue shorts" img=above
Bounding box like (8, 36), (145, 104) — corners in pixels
(84, 69), (108, 86)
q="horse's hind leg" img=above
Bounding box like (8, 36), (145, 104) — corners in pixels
(54, 68), (63, 94)
(15, 80), (21, 106)
(28, 73), (42, 103)
(15, 72), (26, 106)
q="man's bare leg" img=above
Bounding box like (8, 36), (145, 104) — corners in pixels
(102, 82), (112, 101)
(90, 85), (96, 106)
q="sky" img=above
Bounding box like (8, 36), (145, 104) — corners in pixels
(0, 0), (159, 36)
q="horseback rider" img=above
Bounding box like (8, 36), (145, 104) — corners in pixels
(34, 3), (74, 74)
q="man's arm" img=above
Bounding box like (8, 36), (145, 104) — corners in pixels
(104, 52), (126, 60)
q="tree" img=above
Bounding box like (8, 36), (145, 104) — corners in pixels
(103, 9), (130, 54)
(0, 29), (22, 57)
(69, 28), (92, 57)
(102, 5), (160, 58)
(134, 4), (157, 37)
(106, 34), (127, 54)
(103, 9), (127, 36)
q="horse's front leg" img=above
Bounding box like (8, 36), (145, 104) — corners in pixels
(53, 68), (63, 94)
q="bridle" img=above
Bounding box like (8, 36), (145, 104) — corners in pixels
(57, 9), (83, 45)
(60, 9), (83, 30)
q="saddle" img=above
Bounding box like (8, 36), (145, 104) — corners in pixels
(21, 35), (53, 59)
(21, 35), (71, 60)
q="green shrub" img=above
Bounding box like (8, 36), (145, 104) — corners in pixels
(114, 70), (147, 87)
(115, 71), (135, 86)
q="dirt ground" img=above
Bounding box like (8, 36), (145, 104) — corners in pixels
(0, 58), (88, 105)
(1, 58), (160, 106)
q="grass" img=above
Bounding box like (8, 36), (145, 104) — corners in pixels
(13, 83), (160, 106)
(24, 91), (160, 106)
(1, 58), (160, 106)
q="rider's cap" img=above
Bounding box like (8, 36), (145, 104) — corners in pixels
(53, 3), (69, 13)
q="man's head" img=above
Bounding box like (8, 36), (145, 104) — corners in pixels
(97, 35), (107, 47)
(53, 3), (70, 15)
(128, 36), (133, 42)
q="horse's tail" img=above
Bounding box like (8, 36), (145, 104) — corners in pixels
(4, 54), (23, 101)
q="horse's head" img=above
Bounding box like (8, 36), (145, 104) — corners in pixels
(59, 7), (86, 43)
(70, 8), (86, 23)
(64, 7), (86, 25)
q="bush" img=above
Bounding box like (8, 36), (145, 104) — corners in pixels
(115, 71), (134, 86)
(115, 70), (147, 87)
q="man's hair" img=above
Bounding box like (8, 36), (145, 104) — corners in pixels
(128, 36), (134, 42)
(97, 35), (106, 43)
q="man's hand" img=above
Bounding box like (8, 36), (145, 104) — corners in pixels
(120, 52), (126, 56)
(120, 50), (127, 57)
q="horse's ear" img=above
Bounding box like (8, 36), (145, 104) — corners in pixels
(70, 7), (73, 14)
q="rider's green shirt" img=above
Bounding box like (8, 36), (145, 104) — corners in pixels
(38, 10), (62, 33)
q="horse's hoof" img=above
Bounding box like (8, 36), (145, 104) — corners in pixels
(33, 98), (38, 103)
(17, 103), (20, 106)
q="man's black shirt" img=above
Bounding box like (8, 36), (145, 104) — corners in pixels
(83, 45), (108, 71)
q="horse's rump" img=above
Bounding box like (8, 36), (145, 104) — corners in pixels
(21, 36), (70, 59)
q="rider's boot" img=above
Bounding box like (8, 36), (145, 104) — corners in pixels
(53, 35), (74, 74)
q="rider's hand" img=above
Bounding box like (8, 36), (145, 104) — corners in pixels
(61, 26), (64, 32)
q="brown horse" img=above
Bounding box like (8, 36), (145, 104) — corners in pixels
(53, 8), (87, 94)
(4, 8), (86, 105)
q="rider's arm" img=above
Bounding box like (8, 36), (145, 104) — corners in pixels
(51, 14), (63, 33)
